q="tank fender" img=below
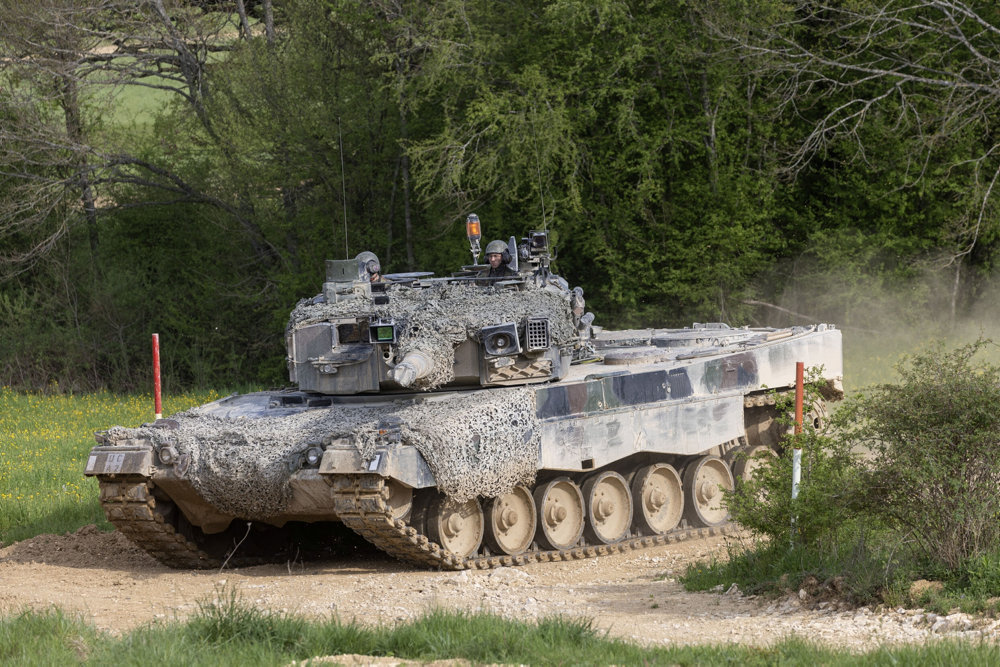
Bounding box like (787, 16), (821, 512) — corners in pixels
(84, 444), (153, 477)
(320, 443), (436, 489)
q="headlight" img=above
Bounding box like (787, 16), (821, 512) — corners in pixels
(481, 322), (522, 357)
(305, 447), (324, 467)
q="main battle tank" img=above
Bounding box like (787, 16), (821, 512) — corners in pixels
(84, 226), (843, 569)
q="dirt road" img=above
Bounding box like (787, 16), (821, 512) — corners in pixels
(0, 526), (994, 650)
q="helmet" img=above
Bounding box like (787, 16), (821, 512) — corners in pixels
(365, 259), (381, 275)
(485, 240), (507, 256)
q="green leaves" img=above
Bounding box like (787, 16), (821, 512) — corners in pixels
(835, 340), (1000, 569)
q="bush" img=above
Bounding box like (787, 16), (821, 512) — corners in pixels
(962, 550), (1000, 599)
(729, 343), (1000, 575)
(836, 340), (1000, 570)
(727, 374), (860, 547)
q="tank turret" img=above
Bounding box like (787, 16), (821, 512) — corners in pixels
(286, 231), (585, 395)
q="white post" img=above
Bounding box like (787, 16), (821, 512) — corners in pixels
(791, 449), (802, 500)
(791, 361), (804, 541)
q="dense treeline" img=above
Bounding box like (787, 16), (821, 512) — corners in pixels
(1, 0), (998, 391)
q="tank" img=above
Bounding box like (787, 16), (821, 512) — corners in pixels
(84, 229), (843, 569)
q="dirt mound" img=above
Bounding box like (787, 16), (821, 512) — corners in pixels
(0, 525), (159, 570)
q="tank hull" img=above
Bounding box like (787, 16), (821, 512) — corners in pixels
(85, 324), (841, 569)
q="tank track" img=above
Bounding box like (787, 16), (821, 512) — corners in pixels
(331, 474), (734, 570)
(100, 476), (733, 570)
(98, 480), (221, 569)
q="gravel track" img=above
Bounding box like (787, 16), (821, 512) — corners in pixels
(2, 526), (999, 651)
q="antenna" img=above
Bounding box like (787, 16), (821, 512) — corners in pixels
(530, 107), (548, 232)
(534, 147), (547, 232)
(339, 118), (349, 258)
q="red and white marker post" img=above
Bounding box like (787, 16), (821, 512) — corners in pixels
(790, 361), (805, 544)
(152, 333), (162, 420)
(791, 361), (804, 500)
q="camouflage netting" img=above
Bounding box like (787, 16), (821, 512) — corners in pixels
(288, 282), (578, 390)
(103, 409), (352, 520)
(353, 388), (540, 503)
(103, 387), (540, 519)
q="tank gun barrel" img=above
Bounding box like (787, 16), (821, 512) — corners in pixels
(389, 350), (435, 387)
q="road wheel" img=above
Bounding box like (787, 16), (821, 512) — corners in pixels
(582, 471), (632, 544)
(732, 445), (776, 483)
(383, 479), (413, 522)
(682, 456), (733, 527)
(533, 478), (585, 550)
(425, 495), (484, 558)
(484, 486), (536, 556)
(630, 463), (683, 535)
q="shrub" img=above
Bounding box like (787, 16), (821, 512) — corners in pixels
(834, 340), (1000, 570)
(962, 549), (1000, 599)
(726, 373), (860, 547)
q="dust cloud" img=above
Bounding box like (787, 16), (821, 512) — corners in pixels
(750, 257), (1000, 391)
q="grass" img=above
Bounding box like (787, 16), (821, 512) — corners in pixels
(842, 327), (1000, 392)
(682, 522), (1000, 620)
(107, 80), (176, 127)
(4, 591), (1000, 666)
(0, 387), (226, 545)
(681, 524), (907, 605)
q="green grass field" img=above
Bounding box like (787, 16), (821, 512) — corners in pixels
(4, 595), (1000, 666)
(108, 81), (176, 127)
(0, 387), (223, 545)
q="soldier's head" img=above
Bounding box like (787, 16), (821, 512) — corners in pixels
(365, 259), (381, 282)
(485, 239), (507, 268)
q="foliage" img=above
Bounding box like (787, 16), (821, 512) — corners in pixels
(962, 549), (1000, 600)
(3, 1), (1000, 390)
(726, 374), (859, 547)
(837, 339), (1000, 570)
(710, 341), (1000, 606)
(683, 523), (913, 606)
(408, 1), (789, 325)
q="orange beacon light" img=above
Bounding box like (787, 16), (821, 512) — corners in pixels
(466, 213), (482, 263)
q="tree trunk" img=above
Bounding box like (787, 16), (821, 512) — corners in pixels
(400, 101), (414, 270)
(950, 259), (961, 328)
(700, 70), (719, 196)
(386, 154), (400, 266)
(234, 0), (252, 40)
(263, 0), (275, 44)
(60, 77), (100, 265)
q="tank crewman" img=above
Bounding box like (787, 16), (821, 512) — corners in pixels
(366, 259), (388, 283)
(477, 239), (517, 284)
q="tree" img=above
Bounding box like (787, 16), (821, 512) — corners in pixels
(709, 0), (1000, 321)
(0, 0), (284, 276)
(0, 0), (292, 388)
(406, 1), (787, 324)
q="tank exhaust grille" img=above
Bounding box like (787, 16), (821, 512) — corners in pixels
(526, 318), (550, 351)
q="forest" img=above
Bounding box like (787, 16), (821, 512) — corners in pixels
(2, 0), (999, 391)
